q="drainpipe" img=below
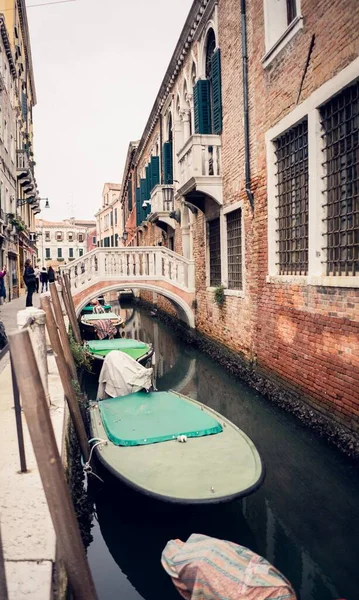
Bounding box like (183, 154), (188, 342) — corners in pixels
(241, 0), (254, 210)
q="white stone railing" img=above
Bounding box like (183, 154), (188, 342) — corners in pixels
(62, 247), (195, 293)
(177, 134), (222, 188)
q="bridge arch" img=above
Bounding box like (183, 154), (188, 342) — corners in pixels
(74, 282), (195, 328)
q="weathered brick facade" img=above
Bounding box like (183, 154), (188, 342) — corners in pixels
(119, 0), (359, 432)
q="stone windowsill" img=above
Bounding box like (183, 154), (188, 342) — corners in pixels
(266, 274), (359, 288)
(262, 16), (303, 69)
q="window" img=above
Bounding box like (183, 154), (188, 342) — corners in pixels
(110, 211), (113, 227)
(263, 0), (301, 58)
(45, 248), (50, 259)
(193, 30), (222, 135)
(57, 248), (62, 258)
(4, 119), (8, 151)
(79, 248), (83, 257)
(78, 233), (84, 242)
(320, 82), (359, 276)
(68, 231), (74, 241)
(208, 218), (221, 286)
(274, 120), (308, 275)
(227, 209), (243, 289)
(56, 231), (63, 241)
(69, 248), (74, 258)
(92, 236), (96, 245)
(45, 231), (50, 242)
(114, 208), (118, 225)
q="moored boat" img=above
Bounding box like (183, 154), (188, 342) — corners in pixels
(85, 338), (154, 370)
(80, 312), (124, 340)
(81, 303), (112, 315)
(118, 288), (134, 303)
(89, 353), (264, 504)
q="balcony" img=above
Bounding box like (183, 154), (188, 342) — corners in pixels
(148, 184), (175, 227)
(177, 134), (222, 206)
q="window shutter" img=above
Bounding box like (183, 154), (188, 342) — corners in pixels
(136, 187), (141, 227)
(140, 178), (147, 221)
(194, 79), (211, 134)
(212, 49), (223, 135)
(163, 142), (173, 184)
(21, 91), (28, 122)
(127, 179), (133, 211)
(151, 156), (160, 189)
(145, 164), (151, 198)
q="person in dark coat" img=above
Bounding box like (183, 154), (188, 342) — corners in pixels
(0, 266), (7, 305)
(48, 266), (55, 284)
(23, 259), (36, 307)
(40, 267), (49, 292)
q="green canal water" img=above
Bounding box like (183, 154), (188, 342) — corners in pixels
(83, 305), (359, 600)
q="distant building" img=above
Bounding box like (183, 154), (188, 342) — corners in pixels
(95, 183), (123, 247)
(86, 227), (97, 252)
(36, 218), (96, 268)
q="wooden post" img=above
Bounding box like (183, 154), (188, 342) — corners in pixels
(49, 282), (78, 382)
(8, 330), (97, 600)
(62, 274), (82, 344)
(40, 296), (90, 463)
(0, 520), (8, 600)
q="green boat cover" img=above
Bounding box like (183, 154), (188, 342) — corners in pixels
(87, 339), (149, 361)
(82, 304), (111, 314)
(82, 312), (119, 322)
(99, 391), (223, 447)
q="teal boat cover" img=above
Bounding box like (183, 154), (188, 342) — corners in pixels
(82, 312), (119, 322)
(98, 391), (223, 446)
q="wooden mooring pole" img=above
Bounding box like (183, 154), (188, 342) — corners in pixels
(40, 296), (90, 463)
(49, 282), (78, 382)
(61, 274), (82, 345)
(0, 520), (8, 600)
(8, 329), (97, 600)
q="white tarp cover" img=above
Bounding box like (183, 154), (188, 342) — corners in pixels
(97, 350), (153, 400)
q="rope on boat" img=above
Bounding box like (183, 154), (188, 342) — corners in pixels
(82, 438), (107, 483)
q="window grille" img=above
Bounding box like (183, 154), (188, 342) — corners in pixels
(227, 209), (243, 289)
(320, 81), (359, 276)
(275, 119), (308, 275)
(208, 218), (221, 286)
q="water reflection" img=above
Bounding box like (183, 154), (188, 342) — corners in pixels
(86, 307), (359, 600)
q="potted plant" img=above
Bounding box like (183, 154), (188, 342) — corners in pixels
(214, 284), (225, 307)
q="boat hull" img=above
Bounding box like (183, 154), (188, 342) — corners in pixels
(89, 346), (154, 373)
(89, 391), (264, 505)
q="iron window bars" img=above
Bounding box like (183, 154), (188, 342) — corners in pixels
(208, 218), (221, 286)
(274, 119), (309, 275)
(227, 209), (243, 290)
(320, 81), (359, 276)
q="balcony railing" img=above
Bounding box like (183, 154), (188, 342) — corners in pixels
(16, 150), (29, 171)
(177, 134), (222, 203)
(149, 184), (174, 218)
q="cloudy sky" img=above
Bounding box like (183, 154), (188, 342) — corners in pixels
(27, 0), (193, 222)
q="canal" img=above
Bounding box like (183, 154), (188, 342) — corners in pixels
(83, 303), (359, 600)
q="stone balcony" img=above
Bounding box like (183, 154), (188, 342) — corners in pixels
(16, 150), (35, 195)
(177, 134), (222, 205)
(148, 184), (175, 227)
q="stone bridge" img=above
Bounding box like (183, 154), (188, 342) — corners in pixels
(62, 247), (196, 327)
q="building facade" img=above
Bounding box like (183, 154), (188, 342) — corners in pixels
(0, 0), (40, 298)
(119, 0), (359, 433)
(36, 218), (96, 269)
(95, 183), (123, 248)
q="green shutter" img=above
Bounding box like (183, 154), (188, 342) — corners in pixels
(163, 142), (173, 184)
(151, 156), (160, 190)
(136, 187), (141, 227)
(145, 164), (151, 199)
(140, 178), (147, 222)
(194, 79), (211, 134)
(212, 49), (223, 135)
(128, 179), (133, 211)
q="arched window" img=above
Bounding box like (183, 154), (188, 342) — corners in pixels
(191, 62), (197, 91)
(193, 29), (222, 135)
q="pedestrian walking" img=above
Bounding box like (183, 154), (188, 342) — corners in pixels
(40, 267), (49, 292)
(0, 266), (6, 306)
(48, 265), (55, 284)
(23, 259), (36, 307)
(34, 265), (40, 293)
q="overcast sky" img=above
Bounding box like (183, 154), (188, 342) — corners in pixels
(27, 0), (193, 222)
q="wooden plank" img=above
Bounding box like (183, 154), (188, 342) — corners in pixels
(40, 295), (90, 463)
(49, 282), (78, 382)
(61, 274), (82, 345)
(8, 329), (97, 600)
